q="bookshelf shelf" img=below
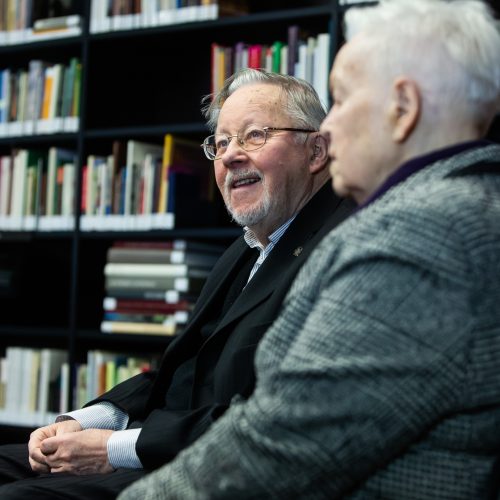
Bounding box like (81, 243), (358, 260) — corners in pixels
(0, 0), (340, 434)
(85, 123), (208, 139)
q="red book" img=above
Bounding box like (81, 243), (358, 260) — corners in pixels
(248, 44), (263, 69)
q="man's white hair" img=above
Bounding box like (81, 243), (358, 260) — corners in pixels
(344, 0), (500, 131)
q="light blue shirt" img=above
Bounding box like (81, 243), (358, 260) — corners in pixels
(59, 217), (295, 469)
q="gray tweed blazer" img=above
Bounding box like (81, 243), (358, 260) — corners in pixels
(119, 143), (500, 500)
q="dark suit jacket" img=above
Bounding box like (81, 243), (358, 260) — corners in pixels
(88, 182), (354, 470)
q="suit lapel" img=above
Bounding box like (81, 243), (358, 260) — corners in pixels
(162, 238), (256, 355)
(211, 183), (346, 335)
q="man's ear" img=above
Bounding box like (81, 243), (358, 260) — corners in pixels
(390, 77), (421, 143)
(309, 134), (329, 173)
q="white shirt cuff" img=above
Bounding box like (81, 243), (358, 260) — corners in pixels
(107, 428), (143, 469)
(57, 401), (129, 430)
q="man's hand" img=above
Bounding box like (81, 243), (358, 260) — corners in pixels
(29, 419), (82, 473)
(39, 428), (115, 475)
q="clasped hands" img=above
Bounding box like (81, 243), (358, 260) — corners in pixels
(28, 419), (115, 475)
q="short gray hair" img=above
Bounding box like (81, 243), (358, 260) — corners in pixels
(201, 68), (327, 132)
(344, 0), (500, 130)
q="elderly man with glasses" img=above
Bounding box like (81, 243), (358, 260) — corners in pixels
(0, 69), (353, 500)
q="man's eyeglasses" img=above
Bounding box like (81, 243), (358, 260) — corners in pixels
(201, 126), (317, 160)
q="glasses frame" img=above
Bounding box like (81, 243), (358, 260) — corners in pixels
(201, 126), (318, 160)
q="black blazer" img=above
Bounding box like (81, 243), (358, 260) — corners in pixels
(89, 182), (354, 469)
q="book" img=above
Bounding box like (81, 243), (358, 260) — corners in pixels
(124, 140), (163, 215)
(248, 44), (263, 69)
(313, 33), (331, 109)
(111, 239), (227, 254)
(37, 348), (67, 415)
(101, 289), (197, 302)
(26, 60), (46, 123)
(100, 320), (177, 336)
(158, 134), (205, 214)
(60, 57), (79, 118)
(104, 262), (190, 277)
(33, 14), (81, 32)
(106, 246), (221, 268)
(46, 147), (76, 216)
(105, 273), (207, 294)
(165, 162), (218, 226)
(287, 24), (300, 76)
(103, 297), (193, 314)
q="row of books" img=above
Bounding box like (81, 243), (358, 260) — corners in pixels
(0, 147), (77, 230)
(82, 133), (218, 230)
(90, 0), (248, 34)
(73, 350), (160, 410)
(0, 347), (67, 426)
(0, 58), (82, 137)
(0, 1), (82, 44)
(100, 239), (224, 336)
(81, 134), (212, 229)
(0, 132), (216, 231)
(0, 0), (250, 42)
(0, 346), (158, 427)
(211, 28), (330, 106)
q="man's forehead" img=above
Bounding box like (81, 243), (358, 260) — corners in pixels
(332, 37), (372, 84)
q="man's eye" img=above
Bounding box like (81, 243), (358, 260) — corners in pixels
(216, 138), (229, 149)
(246, 129), (265, 141)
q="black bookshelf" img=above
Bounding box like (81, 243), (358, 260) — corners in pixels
(0, 0), (340, 438)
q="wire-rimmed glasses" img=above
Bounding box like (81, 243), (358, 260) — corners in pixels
(201, 126), (317, 160)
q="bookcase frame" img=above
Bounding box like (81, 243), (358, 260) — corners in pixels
(2, 0), (497, 439)
(0, 0), (343, 438)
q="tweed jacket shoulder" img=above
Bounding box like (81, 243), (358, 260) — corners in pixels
(118, 143), (500, 500)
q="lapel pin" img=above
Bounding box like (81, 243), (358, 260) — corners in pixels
(293, 246), (303, 257)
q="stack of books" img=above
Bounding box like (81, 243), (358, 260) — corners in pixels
(100, 239), (225, 336)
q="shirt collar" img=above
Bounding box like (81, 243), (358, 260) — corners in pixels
(359, 139), (491, 210)
(243, 216), (296, 251)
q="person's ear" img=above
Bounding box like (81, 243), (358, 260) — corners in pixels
(390, 77), (421, 142)
(309, 134), (329, 173)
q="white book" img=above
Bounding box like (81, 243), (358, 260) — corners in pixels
(62, 163), (75, 216)
(48, 64), (64, 119)
(280, 45), (288, 75)
(0, 156), (12, 215)
(37, 349), (67, 415)
(104, 262), (188, 276)
(5, 347), (22, 412)
(125, 140), (163, 216)
(313, 33), (331, 110)
(59, 362), (70, 413)
(9, 149), (27, 217)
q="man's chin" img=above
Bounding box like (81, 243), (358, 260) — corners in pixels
(228, 207), (267, 228)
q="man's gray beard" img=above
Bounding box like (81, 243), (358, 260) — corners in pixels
(225, 192), (272, 228)
(224, 169), (273, 228)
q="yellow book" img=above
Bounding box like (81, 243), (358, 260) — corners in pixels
(157, 134), (203, 214)
(41, 67), (54, 120)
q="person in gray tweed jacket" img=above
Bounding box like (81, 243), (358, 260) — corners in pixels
(119, 0), (500, 498)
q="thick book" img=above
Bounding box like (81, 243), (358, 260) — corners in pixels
(104, 262), (190, 277)
(103, 289), (197, 303)
(111, 239), (227, 254)
(33, 14), (81, 32)
(158, 134), (205, 214)
(100, 320), (177, 336)
(106, 246), (221, 268)
(105, 274), (207, 294)
(103, 297), (193, 314)
(166, 163), (219, 227)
